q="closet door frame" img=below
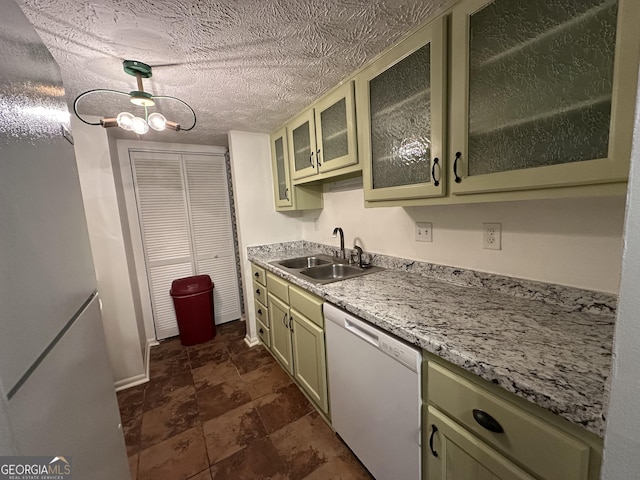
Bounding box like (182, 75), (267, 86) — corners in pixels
(117, 140), (230, 344)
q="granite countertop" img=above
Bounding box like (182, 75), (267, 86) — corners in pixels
(248, 241), (617, 438)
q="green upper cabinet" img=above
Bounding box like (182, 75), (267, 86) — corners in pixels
(449, 0), (639, 195)
(270, 127), (323, 212)
(314, 82), (358, 175)
(271, 127), (293, 208)
(357, 17), (447, 202)
(289, 81), (359, 183)
(289, 109), (317, 181)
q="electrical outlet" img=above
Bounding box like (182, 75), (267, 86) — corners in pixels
(415, 222), (433, 242)
(482, 223), (501, 250)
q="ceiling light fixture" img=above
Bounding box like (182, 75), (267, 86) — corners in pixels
(73, 60), (196, 134)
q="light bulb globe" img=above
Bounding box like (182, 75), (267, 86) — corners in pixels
(116, 112), (135, 131)
(131, 116), (149, 135)
(147, 112), (167, 131)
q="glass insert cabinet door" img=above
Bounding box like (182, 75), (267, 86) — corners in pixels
(314, 81), (358, 174)
(357, 17), (446, 202)
(270, 127), (293, 208)
(288, 109), (318, 181)
(450, 0), (638, 195)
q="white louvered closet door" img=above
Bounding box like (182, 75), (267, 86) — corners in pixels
(131, 152), (193, 339)
(130, 151), (242, 340)
(184, 154), (241, 323)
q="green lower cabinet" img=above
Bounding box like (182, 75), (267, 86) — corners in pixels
(290, 309), (328, 413)
(427, 405), (535, 480)
(265, 282), (329, 416)
(423, 354), (601, 480)
(268, 294), (293, 375)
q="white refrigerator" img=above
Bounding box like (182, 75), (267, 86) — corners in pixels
(0, 0), (130, 478)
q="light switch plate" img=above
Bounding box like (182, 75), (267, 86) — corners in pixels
(415, 222), (432, 242)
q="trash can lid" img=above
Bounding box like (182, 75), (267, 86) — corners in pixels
(170, 275), (213, 296)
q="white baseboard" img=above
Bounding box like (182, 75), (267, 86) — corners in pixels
(244, 335), (259, 347)
(114, 373), (148, 392)
(113, 338), (157, 392)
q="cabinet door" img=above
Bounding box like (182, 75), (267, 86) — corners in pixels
(427, 406), (535, 480)
(268, 293), (293, 374)
(357, 17), (447, 202)
(315, 81), (358, 174)
(289, 109), (318, 180)
(450, 0), (638, 195)
(271, 127), (293, 208)
(290, 309), (328, 414)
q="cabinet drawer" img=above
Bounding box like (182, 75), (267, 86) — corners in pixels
(428, 362), (589, 480)
(252, 280), (266, 305)
(256, 318), (271, 349)
(254, 300), (268, 326)
(289, 285), (324, 328)
(266, 272), (289, 303)
(251, 263), (267, 287)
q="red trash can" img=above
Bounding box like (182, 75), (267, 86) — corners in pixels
(170, 275), (215, 346)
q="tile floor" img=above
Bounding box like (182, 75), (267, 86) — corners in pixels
(118, 320), (373, 480)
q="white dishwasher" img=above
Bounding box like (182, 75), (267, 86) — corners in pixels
(324, 303), (422, 480)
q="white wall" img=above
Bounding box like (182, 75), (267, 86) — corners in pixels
(301, 180), (625, 293)
(228, 131), (302, 343)
(71, 117), (145, 385)
(601, 78), (640, 479)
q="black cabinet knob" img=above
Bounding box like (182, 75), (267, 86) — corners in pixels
(256, 288), (260, 295)
(259, 328), (264, 334)
(255, 272), (259, 277)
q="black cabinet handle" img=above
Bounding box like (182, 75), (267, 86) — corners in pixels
(289, 316), (294, 331)
(259, 328), (264, 334)
(284, 187), (289, 201)
(317, 149), (322, 167)
(257, 309), (262, 315)
(473, 409), (504, 433)
(432, 157), (440, 187)
(429, 425), (438, 457)
(254, 272), (259, 277)
(309, 151), (315, 167)
(453, 151), (462, 183)
(256, 288), (260, 295)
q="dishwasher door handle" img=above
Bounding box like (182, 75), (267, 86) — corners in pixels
(344, 319), (379, 347)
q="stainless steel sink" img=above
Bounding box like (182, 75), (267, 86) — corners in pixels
(271, 253), (384, 284)
(276, 256), (332, 269)
(299, 263), (364, 281)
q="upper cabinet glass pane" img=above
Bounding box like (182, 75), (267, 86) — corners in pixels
(370, 44), (432, 189)
(292, 122), (312, 173)
(320, 98), (348, 163)
(274, 136), (287, 201)
(467, 0), (618, 177)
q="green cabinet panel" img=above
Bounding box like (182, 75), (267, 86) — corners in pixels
(358, 17), (447, 202)
(271, 127), (293, 208)
(423, 354), (603, 480)
(262, 274), (329, 415)
(449, 0), (640, 195)
(268, 293), (293, 375)
(270, 128), (323, 212)
(427, 405), (535, 480)
(314, 82), (358, 175)
(288, 82), (360, 184)
(289, 109), (318, 180)
(290, 309), (328, 413)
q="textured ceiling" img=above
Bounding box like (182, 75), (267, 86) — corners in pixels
(17, 0), (453, 146)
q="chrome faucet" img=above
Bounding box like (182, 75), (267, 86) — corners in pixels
(352, 245), (363, 267)
(332, 227), (346, 260)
